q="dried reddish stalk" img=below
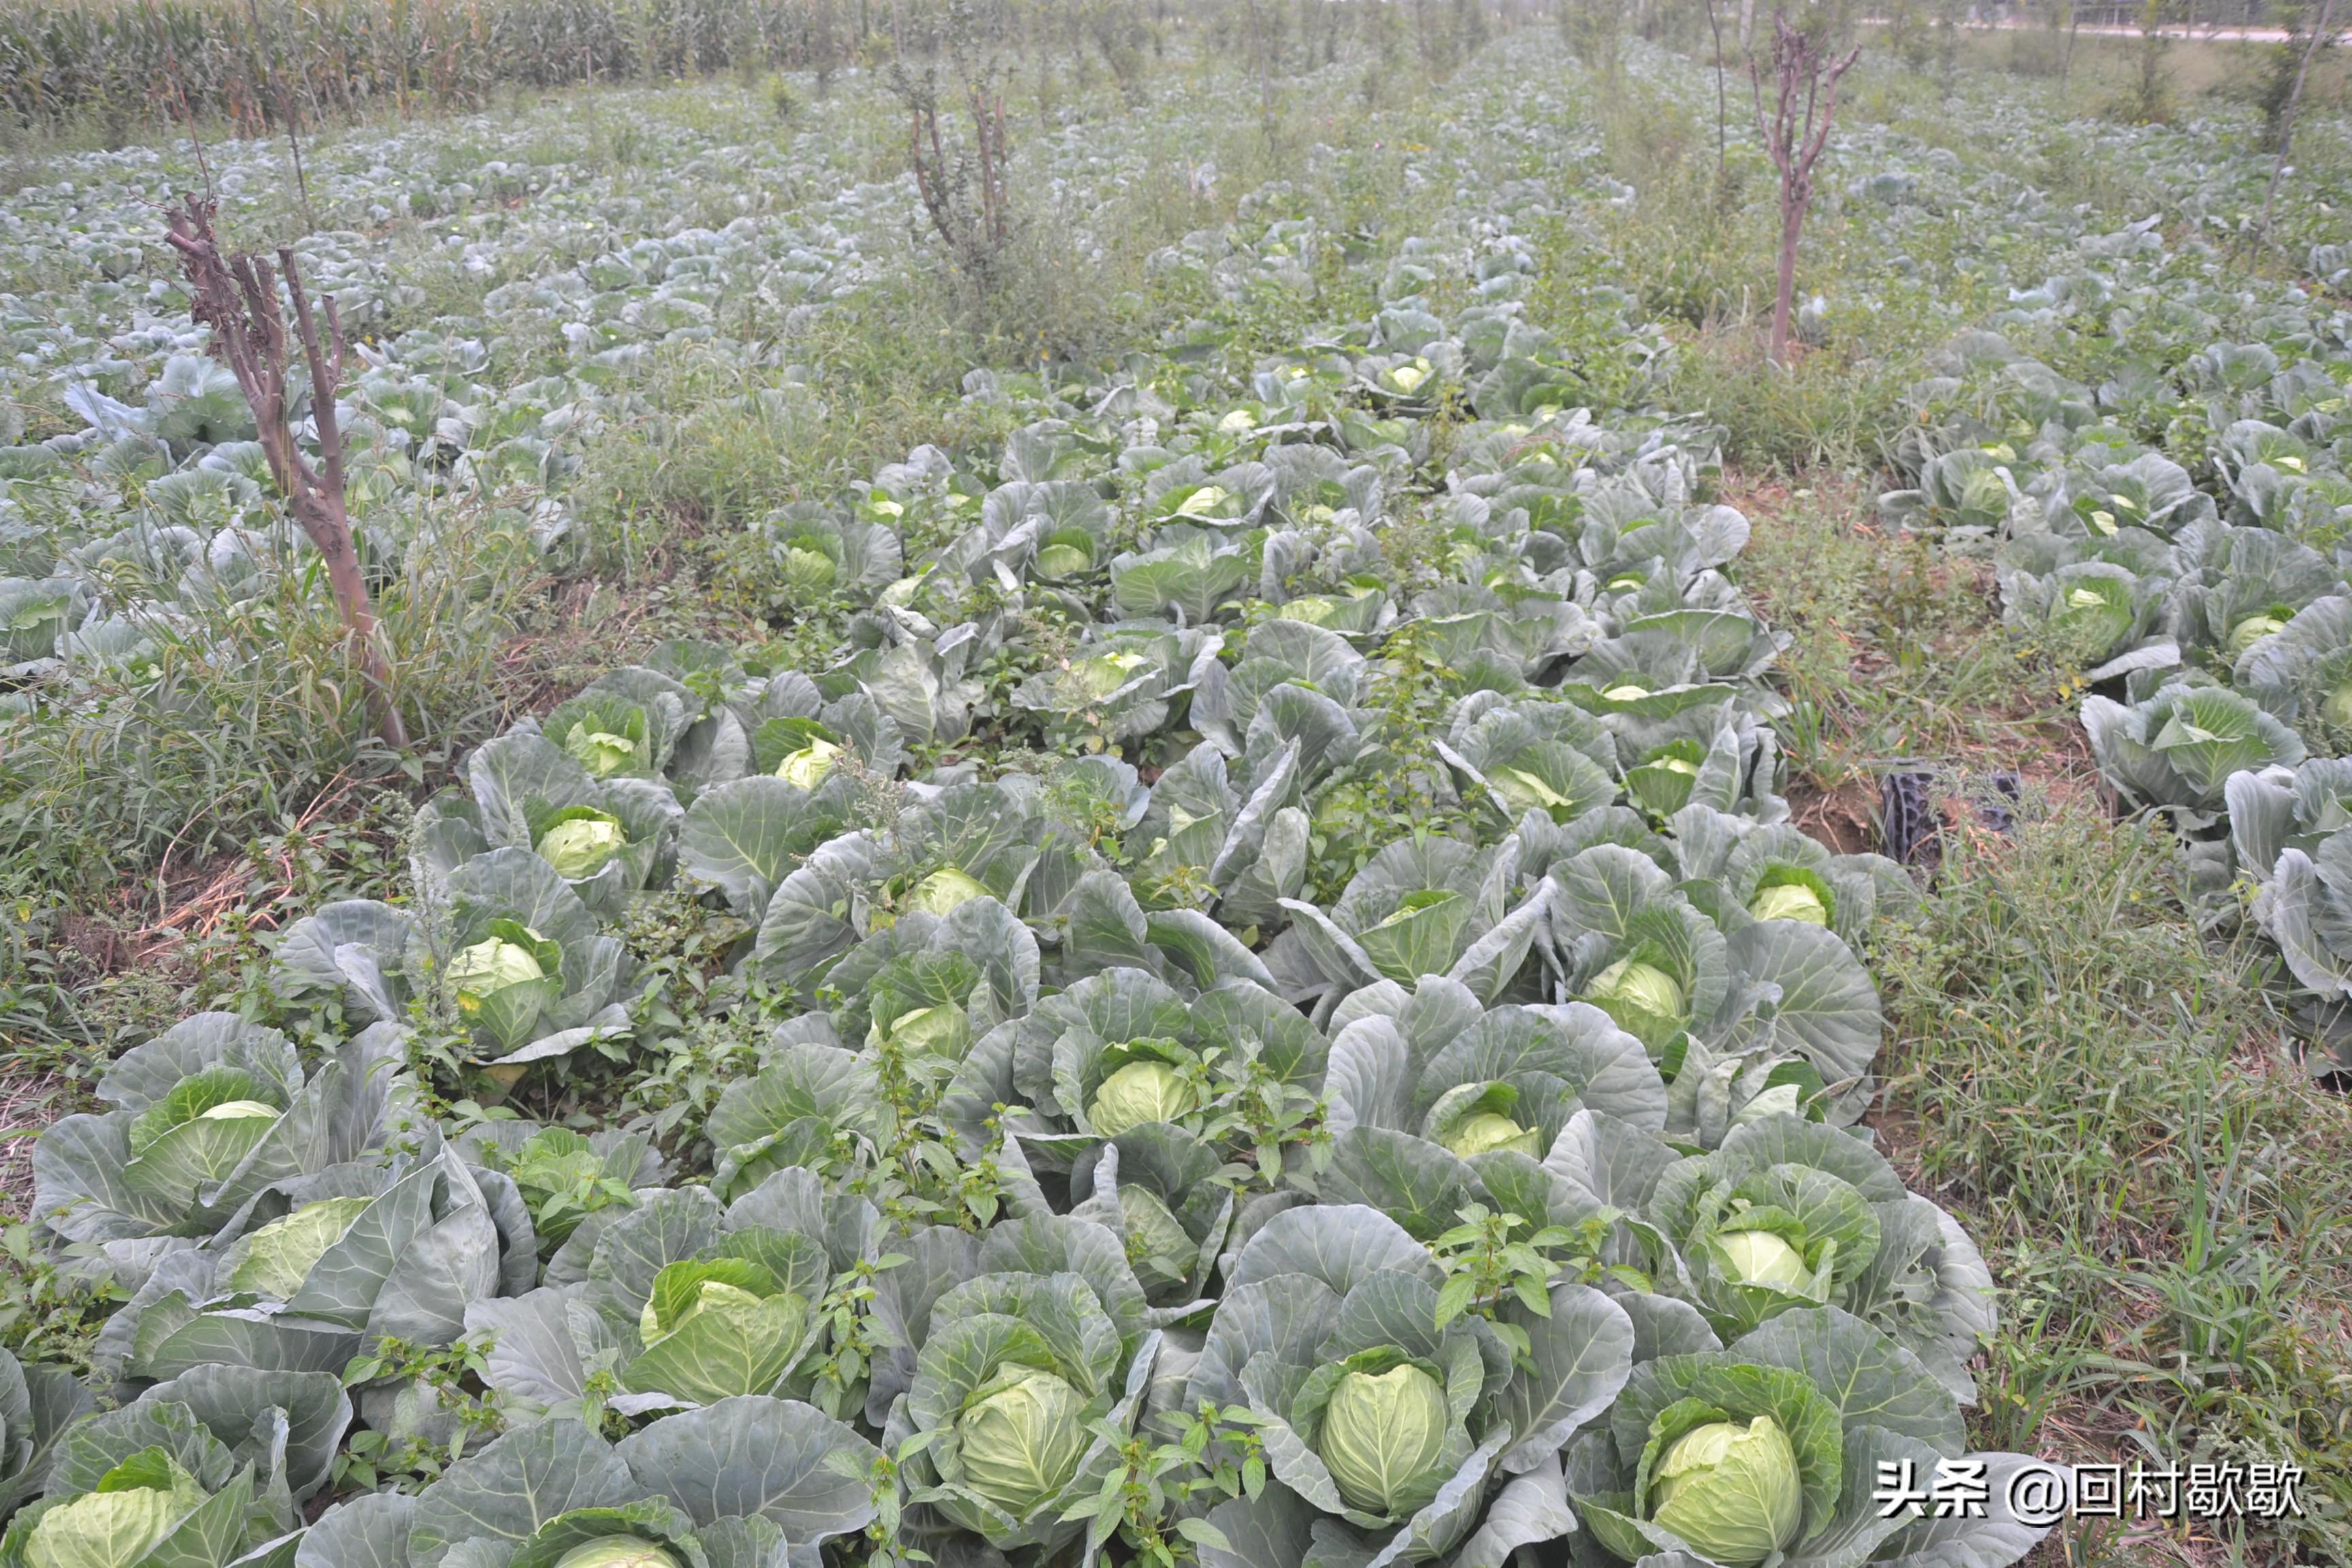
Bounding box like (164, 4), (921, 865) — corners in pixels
(163, 195), (408, 750)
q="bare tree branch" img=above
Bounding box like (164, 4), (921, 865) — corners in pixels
(164, 195), (407, 751)
(1749, 12), (1859, 363)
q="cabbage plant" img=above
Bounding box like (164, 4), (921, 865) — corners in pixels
(2235, 593), (2352, 754)
(93, 1135), (534, 1384)
(961, 966), (1327, 1168)
(537, 668), (701, 782)
(469, 1168), (864, 1419)
(2172, 523), (2342, 664)
(273, 849), (634, 1087)
(0, 1349), (93, 1519)
(1644, 1115), (1995, 1398)
(0, 1366), (349, 1568)
(704, 1033), (888, 1202)
(1190, 619), (1369, 755)
(2082, 682), (2306, 825)
(31, 1015), (406, 1247)
(1066, 1124), (1234, 1307)
(1546, 845), (1884, 1145)
(745, 780), (1044, 994)
(1437, 696), (1620, 828)
(297, 1399), (879, 1568)
(1188, 1204), (1633, 1567)
(891, 1232), (1160, 1556)
(461, 1122), (672, 1260)
(414, 733), (682, 916)
(1992, 532), (2177, 681)
(1011, 623), (1222, 742)
(1313, 983), (1667, 1237)
(1273, 835), (1551, 1019)
(1568, 1307), (2049, 1567)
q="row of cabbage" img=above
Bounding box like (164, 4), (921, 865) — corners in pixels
(1871, 190), (2352, 1068)
(16, 238), (2058, 1568)
(0, 50), (1669, 716)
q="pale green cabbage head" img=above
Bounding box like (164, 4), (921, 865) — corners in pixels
(563, 728), (640, 777)
(1089, 1060), (1199, 1137)
(1748, 882), (1828, 925)
(777, 737), (843, 790)
(906, 867), (991, 916)
(25, 1451), (208, 1568)
(1492, 766), (1573, 816)
(553, 1539), (685, 1568)
(1439, 1111), (1541, 1160)
(2327, 682), (2352, 732)
(2063, 586), (2108, 612)
(2228, 614), (2288, 656)
(1585, 958), (1687, 1042)
(956, 1367), (1090, 1517)
(1318, 1361), (1449, 1516)
(1069, 651), (1151, 702)
(636, 1263), (806, 1352)
(1712, 1229), (1810, 1290)
(1035, 535), (1093, 579)
(1648, 1416), (1803, 1567)
(869, 1002), (972, 1060)
(538, 813), (627, 879)
(1173, 485), (1230, 520)
(446, 934), (546, 999)
(221, 1195), (374, 1298)
(783, 545), (838, 595)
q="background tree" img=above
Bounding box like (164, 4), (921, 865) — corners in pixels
(165, 197), (408, 751)
(1749, 9), (1858, 363)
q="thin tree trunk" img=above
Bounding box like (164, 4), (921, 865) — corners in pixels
(1706, 0), (1728, 184)
(1771, 190), (1804, 361)
(2260, 0), (2338, 243)
(1739, 0), (1754, 46)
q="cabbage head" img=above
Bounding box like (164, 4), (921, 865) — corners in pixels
(2230, 612), (2291, 656)
(1034, 530), (1096, 579)
(1746, 870), (1831, 926)
(561, 724), (642, 777)
(776, 735), (843, 790)
(956, 1365), (1092, 1516)
(554, 1539), (683, 1568)
(1712, 1229), (1812, 1291)
(1424, 1082), (1543, 1160)
(22, 1448), (208, 1568)
(1088, 1051), (1200, 1137)
(623, 1255), (813, 1407)
(122, 1068), (288, 1201)
(218, 1196), (372, 1298)
(535, 809), (628, 881)
(870, 1001), (972, 1060)
(1312, 1353), (1451, 1516)
(906, 867), (992, 916)
(1584, 956), (1688, 1049)
(446, 919), (563, 1049)
(1645, 1414), (1803, 1566)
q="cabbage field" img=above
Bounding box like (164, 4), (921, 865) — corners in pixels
(1, 8), (2350, 1568)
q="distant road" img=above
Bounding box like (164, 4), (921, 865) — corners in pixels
(1864, 15), (2290, 39)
